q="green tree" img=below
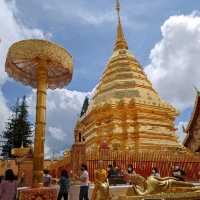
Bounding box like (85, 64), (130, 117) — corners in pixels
(1, 96), (33, 157)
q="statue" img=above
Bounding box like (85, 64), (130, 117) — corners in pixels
(91, 161), (111, 200)
(125, 170), (147, 195)
(127, 174), (200, 196)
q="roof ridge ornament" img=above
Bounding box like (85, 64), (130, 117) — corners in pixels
(193, 85), (200, 95)
(114, 0), (128, 51)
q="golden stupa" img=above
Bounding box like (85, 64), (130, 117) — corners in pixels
(74, 0), (182, 153)
(49, 0), (200, 185)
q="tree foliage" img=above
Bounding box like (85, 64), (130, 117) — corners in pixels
(1, 96), (33, 157)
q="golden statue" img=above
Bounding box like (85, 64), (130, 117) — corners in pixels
(127, 174), (200, 196)
(126, 172), (147, 195)
(91, 161), (111, 200)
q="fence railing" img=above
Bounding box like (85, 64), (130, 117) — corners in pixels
(85, 150), (200, 182)
(49, 149), (200, 182)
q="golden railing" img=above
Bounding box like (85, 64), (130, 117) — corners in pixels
(85, 150), (200, 182)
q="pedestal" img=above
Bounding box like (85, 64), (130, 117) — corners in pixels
(18, 187), (57, 200)
(69, 184), (128, 200)
(118, 191), (200, 200)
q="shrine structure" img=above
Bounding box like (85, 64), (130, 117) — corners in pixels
(184, 90), (200, 153)
(74, 1), (181, 153)
(50, 1), (200, 182)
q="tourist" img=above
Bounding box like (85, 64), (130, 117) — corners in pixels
(151, 167), (160, 178)
(43, 169), (52, 187)
(0, 169), (18, 200)
(126, 164), (135, 185)
(107, 164), (114, 178)
(57, 170), (70, 200)
(79, 164), (89, 200)
(172, 165), (186, 181)
(113, 161), (119, 176)
(127, 164), (134, 174)
(18, 171), (25, 187)
(107, 164), (115, 184)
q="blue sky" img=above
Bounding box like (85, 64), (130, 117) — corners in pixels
(1, 0), (200, 157)
(4, 0), (200, 92)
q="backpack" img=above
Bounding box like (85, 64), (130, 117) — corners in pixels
(43, 174), (51, 186)
(59, 177), (70, 193)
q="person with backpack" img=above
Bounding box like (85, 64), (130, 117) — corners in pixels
(57, 170), (70, 200)
(43, 169), (52, 187)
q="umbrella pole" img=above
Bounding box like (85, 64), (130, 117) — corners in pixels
(33, 64), (47, 187)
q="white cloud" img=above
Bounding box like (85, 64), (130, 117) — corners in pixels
(0, 0), (88, 157)
(0, 0), (50, 136)
(78, 10), (115, 25)
(0, 91), (9, 135)
(48, 127), (65, 141)
(27, 89), (89, 157)
(39, 1), (116, 26)
(145, 13), (200, 111)
(44, 145), (50, 158)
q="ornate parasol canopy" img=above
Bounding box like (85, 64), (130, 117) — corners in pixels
(5, 39), (74, 186)
(5, 39), (73, 89)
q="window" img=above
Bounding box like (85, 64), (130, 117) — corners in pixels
(79, 133), (82, 142)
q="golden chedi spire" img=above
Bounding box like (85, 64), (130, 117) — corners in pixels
(74, 1), (183, 153)
(114, 0), (128, 51)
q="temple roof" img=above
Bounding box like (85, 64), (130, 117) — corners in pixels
(183, 90), (200, 147)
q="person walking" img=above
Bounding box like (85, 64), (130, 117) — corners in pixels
(57, 170), (70, 200)
(79, 164), (89, 200)
(127, 164), (134, 174)
(151, 167), (160, 178)
(126, 164), (135, 185)
(172, 165), (186, 181)
(43, 169), (52, 187)
(0, 169), (18, 200)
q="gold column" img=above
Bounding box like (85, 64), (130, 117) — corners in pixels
(33, 62), (47, 187)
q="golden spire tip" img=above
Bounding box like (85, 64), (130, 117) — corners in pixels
(116, 0), (120, 22)
(116, 0), (120, 13)
(114, 0), (128, 51)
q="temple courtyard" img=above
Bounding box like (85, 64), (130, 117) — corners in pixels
(1, 0), (200, 200)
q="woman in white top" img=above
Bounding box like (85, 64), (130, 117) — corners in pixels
(79, 164), (89, 200)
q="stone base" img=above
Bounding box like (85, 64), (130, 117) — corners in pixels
(69, 184), (128, 200)
(118, 191), (200, 200)
(18, 186), (57, 200)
